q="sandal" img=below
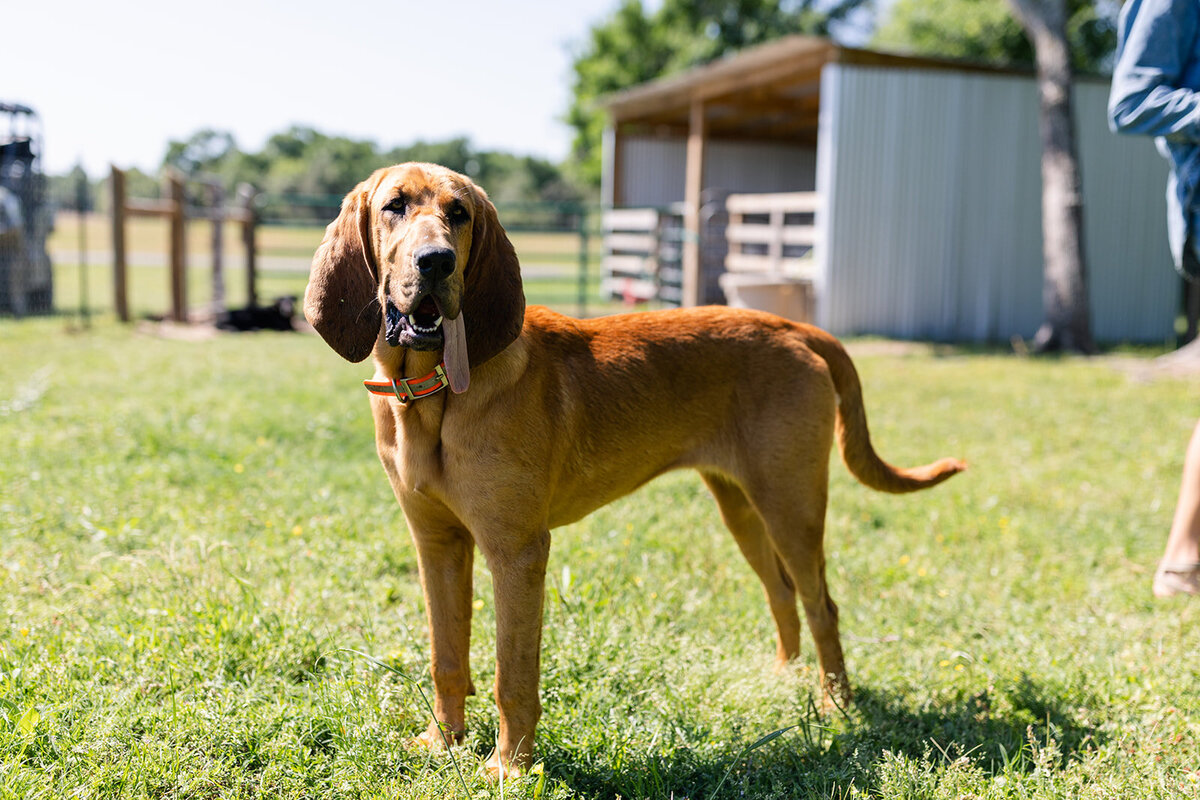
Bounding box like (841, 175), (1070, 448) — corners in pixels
(1154, 561), (1200, 597)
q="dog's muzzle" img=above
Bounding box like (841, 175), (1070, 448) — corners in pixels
(386, 296), (444, 350)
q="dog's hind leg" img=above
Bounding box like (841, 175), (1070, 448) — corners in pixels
(703, 473), (802, 670)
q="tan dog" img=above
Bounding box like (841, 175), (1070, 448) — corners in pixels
(304, 162), (965, 776)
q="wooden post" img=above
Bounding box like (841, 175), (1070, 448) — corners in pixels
(235, 184), (258, 309)
(166, 170), (187, 322)
(682, 99), (706, 307)
(76, 169), (90, 328)
(604, 125), (625, 208)
(768, 208), (784, 277)
(110, 165), (129, 322)
(576, 208), (589, 317)
(208, 181), (225, 315)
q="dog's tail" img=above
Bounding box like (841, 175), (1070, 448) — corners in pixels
(804, 327), (966, 494)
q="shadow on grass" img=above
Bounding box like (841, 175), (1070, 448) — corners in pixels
(539, 674), (1105, 800)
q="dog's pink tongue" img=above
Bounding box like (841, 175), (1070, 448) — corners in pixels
(443, 313), (470, 393)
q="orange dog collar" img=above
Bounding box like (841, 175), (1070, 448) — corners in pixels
(364, 363), (450, 404)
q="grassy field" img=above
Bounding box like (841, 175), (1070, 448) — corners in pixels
(2, 313), (1198, 798)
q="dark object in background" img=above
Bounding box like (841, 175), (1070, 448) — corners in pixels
(0, 102), (53, 315)
(216, 295), (296, 332)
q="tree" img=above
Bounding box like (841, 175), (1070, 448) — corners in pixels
(48, 164), (93, 212)
(258, 126), (382, 197)
(1007, 0), (1096, 353)
(566, 0), (870, 186)
(145, 125), (585, 211)
(873, 0), (1117, 72)
(163, 129), (238, 176)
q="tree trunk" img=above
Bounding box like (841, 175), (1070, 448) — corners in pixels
(1007, 0), (1096, 354)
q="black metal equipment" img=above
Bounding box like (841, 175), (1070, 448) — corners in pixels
(0, 102), (53, 315)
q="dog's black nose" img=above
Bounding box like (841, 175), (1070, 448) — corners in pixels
(414, 246), (456, 281)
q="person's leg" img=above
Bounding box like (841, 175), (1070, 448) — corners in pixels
(1155, 418), (1200, 597)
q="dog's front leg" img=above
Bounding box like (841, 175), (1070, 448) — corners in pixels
(409, 524), (477, 750)
(477, 528), (551, 778)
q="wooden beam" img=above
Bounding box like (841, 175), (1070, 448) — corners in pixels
(209, 181), (225, 315)
(709, 118), (820, 142)
(604, 35), (833, 122)
(695, 51), (828, 104)
(706, 90), (822, 120)
(166, 171), (187, 323)
(616, 121), (690, 139)
(682, 99), (706, 307)
(609, 52), (826, 123)
(124, 199), (176, 217)
(110, 165), (129, 323)
(237, 184), (258, 308)
(726, 192), (820, 214)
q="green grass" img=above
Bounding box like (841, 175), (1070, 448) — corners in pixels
(2, 318), (1199, 799)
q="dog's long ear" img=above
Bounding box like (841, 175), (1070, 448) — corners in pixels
(304, 185), (381, 363)
(461, 185), (525, 367)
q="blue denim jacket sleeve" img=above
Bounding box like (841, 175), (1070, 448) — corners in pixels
(1108, 0), (1200, 273)
(1109, 0), (1200, 140)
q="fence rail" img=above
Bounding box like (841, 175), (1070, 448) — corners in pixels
(110, 166), (259, 322)
(48, 195), (615, 320)
(724, 191), (819, 278)
(600, 206), (684, 305)
(601, 191), (820, 312)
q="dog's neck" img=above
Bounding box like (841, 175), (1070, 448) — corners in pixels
(371, 346), (450, 439)
(375, 342), (445, 383)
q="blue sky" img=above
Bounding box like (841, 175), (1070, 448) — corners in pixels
(5, 0), (631, 176)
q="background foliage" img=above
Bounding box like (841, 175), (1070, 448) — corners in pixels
(565, 0), (871, 187)
(50, 129), (585, 214)
(872, 0), (1119, 73)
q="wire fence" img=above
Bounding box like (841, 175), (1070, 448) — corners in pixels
(41, 194), (631, 323)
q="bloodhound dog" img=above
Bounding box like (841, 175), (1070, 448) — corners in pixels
(304, 162), (965, 776)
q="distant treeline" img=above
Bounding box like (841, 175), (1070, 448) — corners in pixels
(50, 126), (590, 214)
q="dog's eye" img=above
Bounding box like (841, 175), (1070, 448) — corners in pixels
(383, 196), (407, 216)
(447, 202), (470, 224)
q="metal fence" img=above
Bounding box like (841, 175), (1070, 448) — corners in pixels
(255, 195), (607, 317)
(44, 194), (624, 321)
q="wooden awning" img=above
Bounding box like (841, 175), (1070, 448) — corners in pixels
(602, 34), (1033, 145)
(605, 36), (833, 145)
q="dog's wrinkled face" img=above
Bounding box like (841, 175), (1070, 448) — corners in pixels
(368, 164), (477, 351)
(306, 161), (523, 371)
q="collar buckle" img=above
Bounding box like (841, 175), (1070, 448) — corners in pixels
(390, 376), (413, 405)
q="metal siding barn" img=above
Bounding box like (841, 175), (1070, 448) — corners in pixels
(613, 137), (686, 208)
(1076, 84), (1176, 343)
(818, 64), (1046, 340)
(818, 63), (1175, 342)
(603, 37), (1180, 343)
(617, 138), (817, 207)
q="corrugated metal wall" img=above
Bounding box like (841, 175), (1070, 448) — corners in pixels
(617, 138), (817, 207)
(816, 63), (1176, 343)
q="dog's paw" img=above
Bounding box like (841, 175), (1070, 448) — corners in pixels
(772, 654), (799, 675)
(484, 749), (528, 781)
(410, 721), (465, 752)
(821, 671), (853, 712)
